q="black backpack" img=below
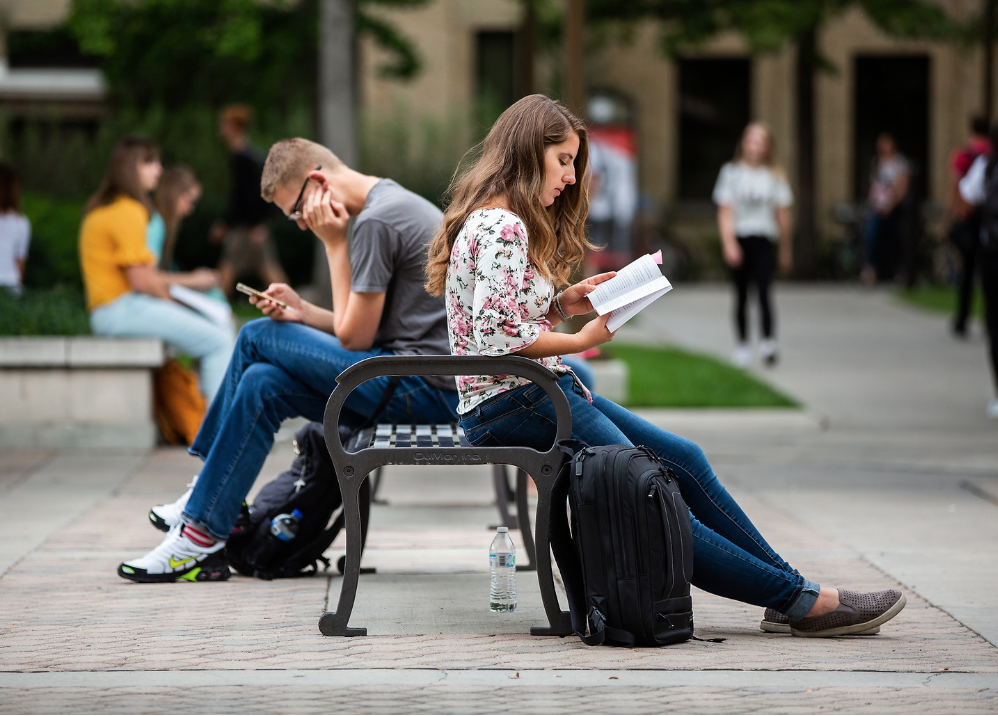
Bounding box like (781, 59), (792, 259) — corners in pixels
(550, 442), (698, 647)
(226, 422), (351, 580)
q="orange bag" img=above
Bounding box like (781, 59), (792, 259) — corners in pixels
(153, 359), (207, 446)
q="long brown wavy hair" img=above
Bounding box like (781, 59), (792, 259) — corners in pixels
(84, 136), (160, 215)
(425, 94), (591, 296)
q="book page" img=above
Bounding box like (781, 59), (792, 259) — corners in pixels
(584, 251), (672, 331)
(606, 285), (671, 332)
(169, 284), (234, 328)
(587, 253), (664, 315)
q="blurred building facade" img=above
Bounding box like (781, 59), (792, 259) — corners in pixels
(0, 0), (989, 257)
(358, 0), (987, 253)
(0, 0), (106, 120)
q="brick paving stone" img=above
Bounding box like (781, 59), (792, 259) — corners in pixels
(1, 683), (997, 714)
(1, 420), (997, 714)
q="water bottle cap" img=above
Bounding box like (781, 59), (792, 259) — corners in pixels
(497, 526), (508, 533)
(291, 509), (303, 519)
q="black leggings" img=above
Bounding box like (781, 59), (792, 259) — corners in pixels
(980, 249), (998, 392)
(730, 235), (776, 342)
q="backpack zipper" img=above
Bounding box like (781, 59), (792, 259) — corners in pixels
(655, 478), (677, 596)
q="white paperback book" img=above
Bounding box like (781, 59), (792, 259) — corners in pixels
(168, 284), (234, 329)
(585, 251), (672, 332)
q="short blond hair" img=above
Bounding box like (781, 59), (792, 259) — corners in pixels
(261, 138), (344, 201)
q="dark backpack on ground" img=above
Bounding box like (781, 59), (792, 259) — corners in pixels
(550, 442), (697, 647)
(226, 422), (354, 580)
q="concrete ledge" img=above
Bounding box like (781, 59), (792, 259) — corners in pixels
(588, 358), (628, 404)
(0, 337), (165, 450)
(0, 337), (164, 368)
(0, 423), (157, 452)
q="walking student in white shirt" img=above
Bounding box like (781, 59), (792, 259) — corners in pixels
(0, 163), (30, 296)
(713, 123), (794, 367)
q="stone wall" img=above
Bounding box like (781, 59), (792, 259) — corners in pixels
(0, 337), (164, 450)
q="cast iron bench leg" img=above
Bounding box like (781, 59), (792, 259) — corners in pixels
(514, 468), (537, 571)
(318, 473), (369, 637)
(529, 468), (573, 636)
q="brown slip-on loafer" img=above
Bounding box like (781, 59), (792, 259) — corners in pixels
(790, 589), (905, 637)
(761, 607), (879, 634)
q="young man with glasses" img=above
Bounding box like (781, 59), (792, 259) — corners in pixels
(118, 138), (460, 582)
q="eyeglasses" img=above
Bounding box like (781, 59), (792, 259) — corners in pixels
(287, 165), (321, 221)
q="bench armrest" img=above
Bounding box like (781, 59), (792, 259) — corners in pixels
(323, 354), (573, 464)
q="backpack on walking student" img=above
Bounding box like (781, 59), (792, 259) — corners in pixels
(549, 442), (698, 647)
(226, 422), (363, 580)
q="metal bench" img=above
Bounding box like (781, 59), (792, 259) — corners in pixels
(318, 354), (573, 638)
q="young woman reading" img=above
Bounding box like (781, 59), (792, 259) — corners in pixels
(425, 94), (905, 638)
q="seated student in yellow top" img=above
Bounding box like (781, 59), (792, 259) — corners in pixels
(80, 136), (234, 400)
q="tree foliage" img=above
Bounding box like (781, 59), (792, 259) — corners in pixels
(587, 0), (960, 57)
(66, 0), (431, 110)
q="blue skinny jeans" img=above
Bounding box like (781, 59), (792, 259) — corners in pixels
(459, 375), (820, 620)
(184, 318), (459, 539)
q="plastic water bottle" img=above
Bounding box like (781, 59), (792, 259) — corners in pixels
(489, 526), (517, 612)
(270, 509), (303, 542)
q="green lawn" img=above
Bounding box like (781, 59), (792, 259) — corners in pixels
(608, 343), (798, 409)
(896, 285), (983, 320)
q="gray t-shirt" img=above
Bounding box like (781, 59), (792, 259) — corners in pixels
(350, 179), (452, 390)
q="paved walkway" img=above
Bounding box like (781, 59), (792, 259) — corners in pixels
(1, 285), (997, 714)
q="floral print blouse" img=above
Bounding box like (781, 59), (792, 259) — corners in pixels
(446, 208), (588, 414)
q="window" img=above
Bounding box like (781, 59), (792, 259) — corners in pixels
(677, 58), (752, 201)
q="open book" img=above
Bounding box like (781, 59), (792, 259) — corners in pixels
(169, 284), (234, 329)
(585, 251), (672, 332)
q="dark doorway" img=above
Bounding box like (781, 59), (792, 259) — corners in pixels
(677, 57), (752, 201)
(853, 55), (930, 201)
(476, 31), (518, 125)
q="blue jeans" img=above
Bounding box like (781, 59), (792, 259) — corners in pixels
(459, 375), (820, 620)
(184, 318), (459, 539)
(90, 292), (235, 401)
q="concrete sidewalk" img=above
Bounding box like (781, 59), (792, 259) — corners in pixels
(1, 285), (997, 714)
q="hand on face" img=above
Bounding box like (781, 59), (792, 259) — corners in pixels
(301, 184), (350, 245)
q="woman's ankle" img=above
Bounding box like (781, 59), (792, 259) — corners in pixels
(805, 586), (840, 618)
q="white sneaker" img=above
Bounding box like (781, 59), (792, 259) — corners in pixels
(118, 523), (229, 583)
(987, 398), (998, 420)
(149, 475), (198, 532)
(732, 344), (751, 368)
(760, 339), (779, 367)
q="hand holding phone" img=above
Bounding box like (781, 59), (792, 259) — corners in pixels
(236, 282), (290, 309)
(236, 282), (304, 323)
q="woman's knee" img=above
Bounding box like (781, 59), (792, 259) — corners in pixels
(657, 434), (711, 479)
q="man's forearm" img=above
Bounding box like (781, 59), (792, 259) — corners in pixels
(326, 242), (352, 335)
(300, 301), (337, 334)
